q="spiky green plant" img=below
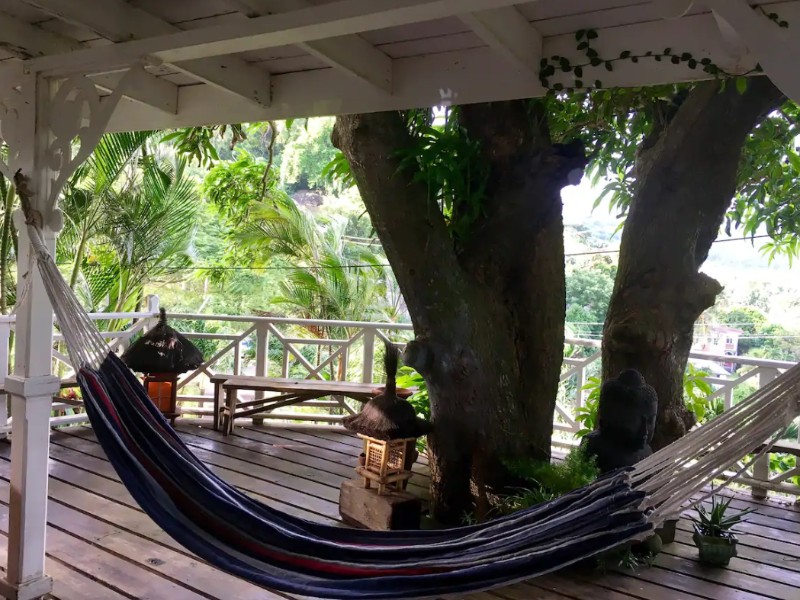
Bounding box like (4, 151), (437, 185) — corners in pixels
(690, 496), (754, 538)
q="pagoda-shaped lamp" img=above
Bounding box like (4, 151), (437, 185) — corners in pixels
(121, 308), (203, 424)
(339, 342), (431, 530)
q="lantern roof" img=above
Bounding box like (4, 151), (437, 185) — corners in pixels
(121, 308), (204, 374)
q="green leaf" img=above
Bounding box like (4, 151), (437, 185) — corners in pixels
(788, 149), (800, 173)
(736, 77), (748, 94)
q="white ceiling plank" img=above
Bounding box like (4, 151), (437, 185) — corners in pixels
(0, 8), (178, 113)
(24, 0), (526, 76)
(461, 7), (542, 75)
(237, 0), (392, 93)
(104, 8), (764, 132)
(21, 0), (272, 106)
(90, 69), (178, 114)
(301, 36), (392, 93)
(0, 10), (80, 57)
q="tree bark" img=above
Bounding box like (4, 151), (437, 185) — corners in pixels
(333, 103), (586, 522)
(603, 77), (785, 450)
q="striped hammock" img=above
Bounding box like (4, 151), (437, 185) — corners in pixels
(15, 173), (800, 599)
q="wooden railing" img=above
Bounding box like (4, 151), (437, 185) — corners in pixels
(0, 295), (796, 497)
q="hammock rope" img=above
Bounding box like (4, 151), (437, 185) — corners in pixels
(11, 172), (800, 599)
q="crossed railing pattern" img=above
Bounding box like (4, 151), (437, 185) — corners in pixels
(0, 296), (796, 497)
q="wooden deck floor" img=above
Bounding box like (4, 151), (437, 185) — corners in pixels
(0, 421), (798, 600)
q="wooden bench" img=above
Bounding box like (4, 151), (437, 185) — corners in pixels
(212, 375), (386, 435)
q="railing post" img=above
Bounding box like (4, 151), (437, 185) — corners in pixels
(573, 361), (586, 411)
(362, 328), (375, 384)
(142, 294), (160, 334)
(0, 321), (10, 439)
(253, 323), (268, 425)
(752, 367), (780, 500)
(146, 294), (160, 314)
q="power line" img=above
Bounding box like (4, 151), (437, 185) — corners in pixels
(60, 233), (777, 273)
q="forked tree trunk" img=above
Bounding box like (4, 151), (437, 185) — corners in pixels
(333, 103), (586, 521)
(603, 77), (784, 449)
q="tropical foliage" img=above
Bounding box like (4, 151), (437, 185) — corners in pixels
(59, 133), (198, 317)
(500, 447), (600, 509)
(201, 149), (402, 338)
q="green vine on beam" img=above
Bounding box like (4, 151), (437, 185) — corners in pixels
(758, 7), (790, 28)
(538, 22), (774, 94)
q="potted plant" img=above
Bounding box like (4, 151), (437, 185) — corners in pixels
(655, 516), (679, 544)
(690, 496), (753, 566)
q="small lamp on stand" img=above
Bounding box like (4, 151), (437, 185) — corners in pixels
(338, 342), (431, 530)
(121, 308), (203, 425)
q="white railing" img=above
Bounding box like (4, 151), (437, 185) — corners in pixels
(0, 295), (797, 497)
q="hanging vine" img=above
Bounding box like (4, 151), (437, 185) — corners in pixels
(538, 9), (790, 95)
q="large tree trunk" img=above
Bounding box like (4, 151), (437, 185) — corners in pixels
(333, 103), (586, 522)
(603, 77), (784, 449)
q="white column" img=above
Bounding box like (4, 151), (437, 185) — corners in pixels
(0, 61), (141, 600)
(0, 71), (59, 600)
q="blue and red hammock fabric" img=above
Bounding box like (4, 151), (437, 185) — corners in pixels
(78, 352), (652, 599)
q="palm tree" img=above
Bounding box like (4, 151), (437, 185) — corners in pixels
(237, 195), (396, 381)
(76, 157), (198, 320)
(240, 195), (393, 335)
(57, 132), (198, 330)
(58, 131), (156, 288)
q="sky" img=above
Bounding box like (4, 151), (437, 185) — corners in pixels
(560, 177), (794, 277)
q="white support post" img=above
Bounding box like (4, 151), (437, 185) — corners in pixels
(752, 366), (780, 500)
(0, 62), (138, 600)
(0, 70), (59, 600)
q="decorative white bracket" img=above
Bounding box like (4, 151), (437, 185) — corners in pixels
(0, 62), (146, 219)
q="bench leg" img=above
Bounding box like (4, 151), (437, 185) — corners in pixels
(213, 382), (222, 431)
(223, 388), (236, 436)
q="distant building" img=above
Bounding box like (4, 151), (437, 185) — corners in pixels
(693, 325), (743, 372)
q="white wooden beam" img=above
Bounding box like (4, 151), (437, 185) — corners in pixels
(236, 0), (392, 93)
(24, 0), (526, 76)
(100, 6), (784, 132)
(460, 7), (542, 76)
(20, 0), (271, 107)
(0, 8), (178, 113)
(91, 70), (178, 114)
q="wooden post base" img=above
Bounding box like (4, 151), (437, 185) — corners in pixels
(339, 478), (421, 531)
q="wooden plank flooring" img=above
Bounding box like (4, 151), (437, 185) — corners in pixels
(0, 421), (797, 600)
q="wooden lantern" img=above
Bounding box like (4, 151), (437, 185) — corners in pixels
(356, 434), (416, 495)
(143, 372), (179, 424)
